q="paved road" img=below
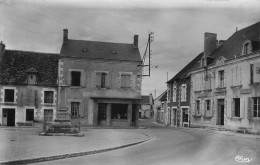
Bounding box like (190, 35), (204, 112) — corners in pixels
(35, 120), (260, 165)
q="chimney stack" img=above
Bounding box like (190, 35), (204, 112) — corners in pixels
(133, 35), (138, 48)
(204, 32), (217, 57)
(63, 29), (68, 43)
(0, 41), (6, 63)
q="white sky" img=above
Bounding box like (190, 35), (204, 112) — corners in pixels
(0, 0), (259, 98)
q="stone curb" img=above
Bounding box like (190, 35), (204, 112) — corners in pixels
(176, 126), (260, 139)
(1, 137), (152, 165)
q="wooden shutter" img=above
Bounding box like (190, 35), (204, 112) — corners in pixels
(241, 98), (245, 118)
(253, 62), (260, 83)
(67, 71), (71, 86)
(238, 67), (242, 85)
(79, 103), (84, 117)
(227, 99), (233, 118)
(105, 73), (110, 88)
(91, 72), (96, 88)
(247, 97), (252, 119)
(124, 74), (130, 87)
(121, 74), (126, 87)
(81, 71), (86, 87)
(250, 64), (254, 84)
(96, 72), (101, 88)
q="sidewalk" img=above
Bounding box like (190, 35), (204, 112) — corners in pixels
(0, 127), (152, 164)
(177, 126), (260, 139)
(153, 122), (260, 139)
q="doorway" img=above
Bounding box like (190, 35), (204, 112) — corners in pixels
(98, 103), (107, 125)
(2, 108), (15, 126)
(182, 108), (188, 126)
(217, 99), (224, 125)
(26, 109), (34, 121)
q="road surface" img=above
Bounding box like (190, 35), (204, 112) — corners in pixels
(35, 120), (260, 165)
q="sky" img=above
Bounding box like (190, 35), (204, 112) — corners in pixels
(0, 0), (259, 98)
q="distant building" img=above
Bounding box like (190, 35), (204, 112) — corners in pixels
(139, 94), (154, 119)
(166, 53), (203, 127)
(190, 22), (260, 134)
(0, 42), (59, 126)
(153, 91), (167, 124)
(58, 29), (143, 127)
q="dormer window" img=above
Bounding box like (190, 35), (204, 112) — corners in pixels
(26, 67), (38, 85)
(242, 40), (252, 55)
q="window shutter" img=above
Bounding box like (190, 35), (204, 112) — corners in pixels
(91, 72), (96, 88)
(253, 62), (260, 83)
(241, 98), (245, 118)
(250, 64), (254, 84)
(247, 97), (253, 119)
(227, 99), (233, 118)
(190, 102), (195, 115)
(96, 72), (101, 88)
(105, 73), (110, 88)
(209, 99), (213, 116)
(67, 71), (71, 86)
(126, 75), (131, 88)
(79, 103), (84, 117)
(238, 67), (242, 85)
(81, 71), (86, 87)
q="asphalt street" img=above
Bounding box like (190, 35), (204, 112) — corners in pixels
(35, 120), (260, 165)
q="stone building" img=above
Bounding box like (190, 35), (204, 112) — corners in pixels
(166, 53), (203, 127)
(153, 90), (167, 124)
(0, 42), (59, 126)
(139, 94), (154, 119)
(58, 29), (142, 127)
(190, 22), (260, 134)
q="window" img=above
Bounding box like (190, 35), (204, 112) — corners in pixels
(44, 109), (53, 123)
(167, 88), (171, 102)
(111, 104), (128, 119)
(121, 74), (131, 88)
(234, 98), (240, 117)
(71, 71), (81, 86)
(172, 86), (177, 102)
(206, 100), (211, 111)
(218, 70), (225, 88)
(196, 100), (200, 114)
(26, 109), (34, 121)
(250, 64), (254, 84)
(71, 102), (80, 118)
(27, 74), (37, 85)
(4, 89), (15, 102)
(231, 66), (241, 86)
(181, 84), (187, 101)
(96, 72), (107, 88)
(44, 91), (54, 103)
(253, 97), (260, 117)
(244, 43), (249, 55)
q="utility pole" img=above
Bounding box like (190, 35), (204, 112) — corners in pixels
(141, 31), (154, 77)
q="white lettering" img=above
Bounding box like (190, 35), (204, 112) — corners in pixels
(235, 155), (253, 163)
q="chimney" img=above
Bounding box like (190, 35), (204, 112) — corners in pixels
(204, 32), (217, 57)
(133, 35), (138, 48)
(63, 29), (68, 43)
(0, 41), (6, 63)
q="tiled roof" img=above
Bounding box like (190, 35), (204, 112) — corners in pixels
(167, 52), (204, 83)
(60, 39), (142, 62)
(209, 22), (260, 64)
(154, 90), (167, 101)
(159, 91), (167, 101)
(141, 95), (151, 104)
(0, 50), (59, 86)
